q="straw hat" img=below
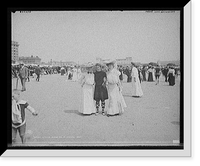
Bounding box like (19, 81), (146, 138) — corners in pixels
(104, 59), (116, 66)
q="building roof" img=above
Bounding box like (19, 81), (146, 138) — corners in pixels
(19, 56), (41, 60)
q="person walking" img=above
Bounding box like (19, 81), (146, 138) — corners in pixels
(155, 65), (162, 85)
(34, 65), (41, 82)
(18, 63), (29, 92)
(167, 66), (176, 86)
(60, 66), (66, 76)
(124, 66), (132, 82)
(106, 61), (127, 117)
(118, 66), (123, 83)
(147, 66), (154, 82)
(26, 65), (30, 82)
(72, 67), (78, 81)
(131, 62), (143, 97)
(141, 66), (147, 81)
(137, 66), (143, 83)
(93, 63), (108, 115)
(163, 66), (169, 82)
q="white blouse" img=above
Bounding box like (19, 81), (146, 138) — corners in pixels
(107, 69), (120, 84)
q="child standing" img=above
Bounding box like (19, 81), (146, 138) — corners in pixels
(12, 89), (38, 144)
(93, 63), (108, 115)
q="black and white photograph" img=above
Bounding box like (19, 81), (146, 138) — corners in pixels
(4, 2), (192, 157)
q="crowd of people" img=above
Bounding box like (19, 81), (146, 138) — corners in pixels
(11, 61), (180, 144)
(118, 64), (180, 85)
(78, 61), (127, 117)
(73, 61), (180, 116)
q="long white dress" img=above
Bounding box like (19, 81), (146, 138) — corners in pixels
(77, 68), (82, 80)
(79, 73), (96, 115)
(72, 68), (78, 81)
(107, 69), (127, 115)
(131, 66), (143, 97)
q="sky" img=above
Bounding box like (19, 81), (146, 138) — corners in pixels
(11, 11), (180, 64)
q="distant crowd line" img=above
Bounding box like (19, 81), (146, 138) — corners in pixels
(12, 63), (180, 91)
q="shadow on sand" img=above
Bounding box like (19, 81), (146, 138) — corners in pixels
(63, 109), (82, 115)
(63, 109), (94, 116)
(123, 94), (142, 98)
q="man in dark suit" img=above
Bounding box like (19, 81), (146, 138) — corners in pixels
(18, 63), (29, 91)
(163, 66), (169, 82)
(35, 65), (41, 81)
(124, 66), (132, 82)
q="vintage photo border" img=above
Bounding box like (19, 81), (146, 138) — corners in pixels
(1, 1), (193, 158)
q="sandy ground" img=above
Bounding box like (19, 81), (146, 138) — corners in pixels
(11, 73), (180, 146)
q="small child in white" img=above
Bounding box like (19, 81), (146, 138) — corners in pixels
(12, 89), (38, 144)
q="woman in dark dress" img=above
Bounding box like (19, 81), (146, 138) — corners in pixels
(137, 66), (142, 83)
(167, 67), (176, 86)
(155, 65), (161, 85)
(147, 66), (154, 82)
(94, 63), (108, 115)
(162, 67), (169, 82)
(118, 66), (123, 82)
(141, 66), (147, 81)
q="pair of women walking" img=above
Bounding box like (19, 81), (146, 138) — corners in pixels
(79, 61), (127, 117)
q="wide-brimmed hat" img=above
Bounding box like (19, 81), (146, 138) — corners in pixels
(95, 63), (102, 67)
(81, 62), (94, 68)
(104, 59), (116, 66)
(85, 64), (94, 69)
(131, 62), (136, 66)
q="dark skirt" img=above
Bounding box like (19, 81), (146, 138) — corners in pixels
(68, 73), (72, 80)
(148, 72), (154, 82)
(168, 73), (175, 86)
(61, 70), (65, 76)
(127, 75), (132, 82)
(94, 85), (108, 101)
(119, 74), (123, 81)
(142, 71), (146, 81)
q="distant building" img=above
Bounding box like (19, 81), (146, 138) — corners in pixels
(50, 60), (77, 67)
(159, 60), (180, 66)
(116, 57), (132, 67)
(12, 41), (19, 63)
(18, 55), (41, 65)
(96, 57), (133, 67)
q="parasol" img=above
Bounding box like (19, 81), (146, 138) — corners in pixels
(149, 62), (158, 66)
(167, 63), (176, 66)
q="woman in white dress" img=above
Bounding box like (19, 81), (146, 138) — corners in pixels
(77, 67), (82, 80)
(106, 61), (127, 117)
(72, 67), (78, 81)
(79, 66), (96, 115)
(131, 62), (143, 97)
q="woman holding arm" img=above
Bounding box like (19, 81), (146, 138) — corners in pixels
(106, 61), (127, 117)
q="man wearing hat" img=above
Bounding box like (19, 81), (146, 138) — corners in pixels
(18, 63), (29, 91)
(93, 63), (108, 115)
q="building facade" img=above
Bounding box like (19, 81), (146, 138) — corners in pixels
(96, 57), (133, 67)
(49, 60), (77, 67)
(116, 57), (133, 66)
(12, 41), (19, 63)
(18, 55), (41, 65)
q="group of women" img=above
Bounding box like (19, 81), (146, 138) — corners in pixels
(138, 65), (177, 86)
(77, 61), (178, 116)
(78, 61), (127, 116)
